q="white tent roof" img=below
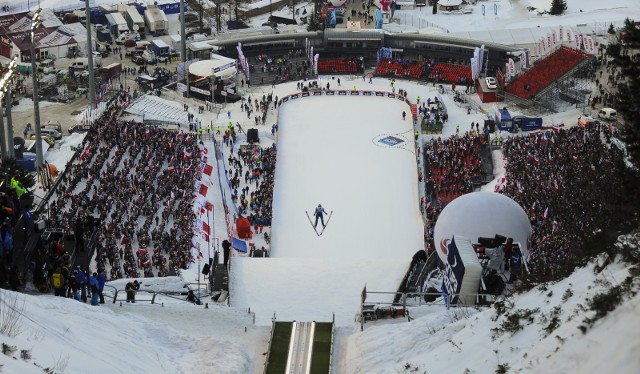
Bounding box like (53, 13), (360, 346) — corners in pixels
(188, 55), (237, 78)
(433, 192), (532, 264)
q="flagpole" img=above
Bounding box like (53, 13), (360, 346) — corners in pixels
(207, 208), (211, 265)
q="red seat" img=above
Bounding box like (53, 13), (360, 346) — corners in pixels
(506, 46), (589, 100)
(428, 63), (472, 84)
(317, 59), (358, 74)
(375, 59), (426, 79)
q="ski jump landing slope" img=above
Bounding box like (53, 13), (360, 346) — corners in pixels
(231, 95), (424, 326)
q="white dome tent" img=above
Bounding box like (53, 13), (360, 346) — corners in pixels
(433, 192), (532, 266)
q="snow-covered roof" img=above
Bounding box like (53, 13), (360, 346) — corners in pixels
(188, 56), (237, 77)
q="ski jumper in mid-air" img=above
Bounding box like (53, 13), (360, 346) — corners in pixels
(314, 204), (328, 228)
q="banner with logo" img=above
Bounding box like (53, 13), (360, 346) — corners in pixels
(559, 25), (563, 41)
(313, 53), (319, 75)
(552, 30), (557, 46)
(440, 237), (466, 305)
(567, 28), (572, 44)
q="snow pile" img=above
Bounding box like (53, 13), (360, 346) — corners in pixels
(0, 289), (266, 373)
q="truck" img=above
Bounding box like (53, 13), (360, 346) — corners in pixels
(144, 5), (169, 35)
(89, 8), (107, 25)
(512, 116), (543, 132)
(151, 39), (170, 62)
(123, 6), (146, 38)
(96, 29), (113, 44)
(493, 107), (543, 132)
(99, 62), (123, 79)
(105, 12), (129, 38)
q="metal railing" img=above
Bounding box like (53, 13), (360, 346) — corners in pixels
(360, 290), (494, 329)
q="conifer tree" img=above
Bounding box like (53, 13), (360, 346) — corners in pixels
(549, 0), (567, 16)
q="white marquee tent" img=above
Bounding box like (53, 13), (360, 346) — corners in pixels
(433, 192), (532, 265)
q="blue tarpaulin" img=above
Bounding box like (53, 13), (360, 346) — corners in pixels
(232, 237), (247, 252)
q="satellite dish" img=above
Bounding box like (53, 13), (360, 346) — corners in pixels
(133, 24), (139, 32)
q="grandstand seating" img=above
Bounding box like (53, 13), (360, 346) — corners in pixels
(317, 59), (358, 74)
(374, 59), (426, 79)
(428, 63), (472, 84)
(506, 46), (590, 100)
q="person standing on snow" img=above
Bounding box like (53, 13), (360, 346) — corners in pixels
(89, 272), (100, 305)
(314, 204), (328, 228)
(402, 111), (407, 120)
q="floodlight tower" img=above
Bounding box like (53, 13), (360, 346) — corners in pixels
(29, 9), (45, 169)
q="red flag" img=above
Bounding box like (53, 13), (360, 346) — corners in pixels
(202, 221), (210, 235)
(80, 142), (91, 160)
(199, 184), (208, 196)
(120, 234), (126, 244)
(183, 148), (192, 160)
(203, 164), (213, 176)
(206, 201), (213, 211)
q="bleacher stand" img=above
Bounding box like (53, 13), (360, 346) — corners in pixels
(317, 59), (358, 74)
(428, 63), (472, 85)
(506, 46), (590, 100)
(374, 59), (426, 79)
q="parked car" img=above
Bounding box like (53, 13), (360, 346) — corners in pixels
(41, 121), (62, 133)
(597, 107), (617, 121)
(69, 124), (92, 134)
(132, 55), (146, 65)
(125, 49), (143, 58)
(36, 127), (63, 140)
(485, 77), (498, 89)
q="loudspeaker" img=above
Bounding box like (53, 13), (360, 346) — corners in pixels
(202, 263), (211, 275)
(494, 234), (507, 246)
(477, 237), (495, 248)
(35, 219), (46, 232)
(247, 128), (259, 144)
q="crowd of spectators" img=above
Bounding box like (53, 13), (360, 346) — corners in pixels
(500, 125), (627, 276)
(46, 109), (201, 282)
(226, 145), (277, 230)
(254, 50), (312, 84)
(422, 132), (487, 246)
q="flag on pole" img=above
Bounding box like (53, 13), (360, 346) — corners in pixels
(80, 141), (91, 160)
(199, 184), (208, 196)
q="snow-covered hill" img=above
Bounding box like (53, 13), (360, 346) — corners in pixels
(340, 232), (640, 374)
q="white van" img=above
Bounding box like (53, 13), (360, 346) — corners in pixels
(597, 108), (617, 121)
(70, 55), (101, 70)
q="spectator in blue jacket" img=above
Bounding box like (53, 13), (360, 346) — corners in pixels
(1, 219), (13, 266)
(97, 269), (106, 304)
(89, 273), (100, 306)
(76, 267), (88, 303)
